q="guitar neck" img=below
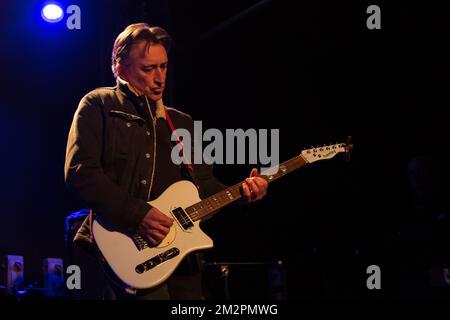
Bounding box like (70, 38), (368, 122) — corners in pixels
(185, 155), (308, 222)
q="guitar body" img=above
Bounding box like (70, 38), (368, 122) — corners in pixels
(92, 180), (213, 289)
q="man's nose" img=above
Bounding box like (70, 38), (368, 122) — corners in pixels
(154, 68), (163, 86)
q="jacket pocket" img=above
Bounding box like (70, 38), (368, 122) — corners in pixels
(109, 110), (145, 157)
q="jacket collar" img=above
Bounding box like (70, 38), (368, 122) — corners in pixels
(116, 77), (166, 120)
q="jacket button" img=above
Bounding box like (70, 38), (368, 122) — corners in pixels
(145, 153), (151, 159)
(146, 131), (151, 136)
(141, 179), (147, 185)
(126, 122), (131, 128)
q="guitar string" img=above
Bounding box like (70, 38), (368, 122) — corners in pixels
(187, 172), (282, 221)
(184, 155), (309, 221)
(180, 148), (350, 223)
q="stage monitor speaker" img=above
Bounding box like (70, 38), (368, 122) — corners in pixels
(0, 255), (25, 295)
(43, 258), (64, 297)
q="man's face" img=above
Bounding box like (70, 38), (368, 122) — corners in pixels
(120, 41), (168, 102)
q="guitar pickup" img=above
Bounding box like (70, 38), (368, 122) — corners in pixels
(135, 248), (180, 274)
(172, 207), (193, 230)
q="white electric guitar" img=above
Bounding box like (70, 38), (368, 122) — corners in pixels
(93, 138), (353, 289)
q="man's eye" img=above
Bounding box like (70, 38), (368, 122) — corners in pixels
(143, 68), (153, 72)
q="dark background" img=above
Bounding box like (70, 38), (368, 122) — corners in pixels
(0, 0), (449, 299)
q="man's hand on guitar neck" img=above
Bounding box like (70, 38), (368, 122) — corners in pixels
(241, 168), (268, 203)
(138, 208), (174, 246)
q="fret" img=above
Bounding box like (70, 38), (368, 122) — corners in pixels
(261, 156), (307, 183)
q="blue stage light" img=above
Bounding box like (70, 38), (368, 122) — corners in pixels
(41, 4), (64, 23)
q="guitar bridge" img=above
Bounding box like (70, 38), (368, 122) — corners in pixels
(132, 233), (150, 251)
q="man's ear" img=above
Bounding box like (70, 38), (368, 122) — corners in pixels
(117, 64), (128, 81)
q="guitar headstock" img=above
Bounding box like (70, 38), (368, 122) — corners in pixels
(301, 136), (353, 163)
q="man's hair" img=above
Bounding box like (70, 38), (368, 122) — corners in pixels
(111, 23), (171, 78)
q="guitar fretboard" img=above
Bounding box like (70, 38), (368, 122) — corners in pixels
(185, 155), (308, 222)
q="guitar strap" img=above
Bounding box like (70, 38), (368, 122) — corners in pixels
(164, 108), (201, 190)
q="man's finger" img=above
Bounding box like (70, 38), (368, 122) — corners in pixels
(250, 168), (259, 178)
(252, 177), (266, 189)
(146, 234), (159, 245)
(246, 178), (260, 196)
(156, 225), (170, 235)
(150, 229), (166, 241)
(242, 183), (251, 200)
(153, 211), (174, 227)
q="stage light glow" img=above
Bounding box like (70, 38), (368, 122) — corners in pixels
(41, 4), (64, 23)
